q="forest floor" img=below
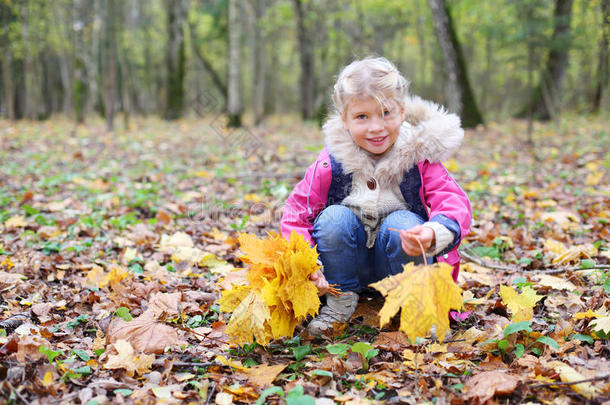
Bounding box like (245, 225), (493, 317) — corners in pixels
(0, 114), (609, 404)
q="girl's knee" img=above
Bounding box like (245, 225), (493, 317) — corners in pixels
(313, 205), (361, 245)
(378, 211), (424, 255)
(382, 210), (425, 232)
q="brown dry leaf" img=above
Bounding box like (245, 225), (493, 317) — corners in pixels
(239, 363), (286, 387)
(373, 331), (411, 351)
(14, 334), (49, 362)
(103, 339), (155, 377)
(147, 291), (182, 318)
(534, 274), (578, 291)
(463, 371), (521, 404)
(0, 271), (26, 287)
(106, 311), (184, 354)
(539, 210), (580, 229)
(159, 232), (194, 251)
(370, 262), (462, 342)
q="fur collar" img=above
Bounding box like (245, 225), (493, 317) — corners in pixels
(323, 96), (464, 187)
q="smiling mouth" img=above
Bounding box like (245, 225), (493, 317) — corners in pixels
(368, 136), (387, 143)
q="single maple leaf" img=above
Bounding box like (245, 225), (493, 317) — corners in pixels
(591, 315), (610, 335)
(463, 371), (521, 404)
(106, 310), (184, 354)
(369, 262), (462, 343)
(499, 285), (543, 322)
(103, 339), (155, 377)
(224, 290), (272, 346)
(548, 361), (599, 399)
(218, 284), (252, 313)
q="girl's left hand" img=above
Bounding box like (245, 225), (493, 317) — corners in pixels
(400, 225), (435, 257)
(310, 270), (330, 296)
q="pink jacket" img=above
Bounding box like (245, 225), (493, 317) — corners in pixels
(281, 96), (472, 280)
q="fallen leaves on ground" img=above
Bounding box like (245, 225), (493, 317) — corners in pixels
(103, 340), (155, 377)
(0, 116), (608, 403)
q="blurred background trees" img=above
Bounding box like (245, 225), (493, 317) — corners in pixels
(0, 0), (607, 129)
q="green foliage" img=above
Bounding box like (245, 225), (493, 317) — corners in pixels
(325, 343), (350, 357)
(39, 345), (63, 363)
(292, 344), (312, 362)
(350, 342), (379, 371)
(115, 307), (133, 321)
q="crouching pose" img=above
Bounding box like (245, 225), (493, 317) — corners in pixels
(281, 57), (472, 334)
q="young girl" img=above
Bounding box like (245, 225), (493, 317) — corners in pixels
(281, 57), (471, 334)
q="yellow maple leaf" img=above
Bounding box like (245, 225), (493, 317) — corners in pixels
(370, 262), (462, 343)
(225, 291), (273, 346)
(573, 309), (601, 320)
(548, 361), (599, 399)
(238, 232), (285, 267)
(218, 284), (252, 313)
(499, 286), (543, 322)
(100, 265), (130, 289)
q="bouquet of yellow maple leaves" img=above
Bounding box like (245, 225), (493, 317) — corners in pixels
(218, 231), (322, 346)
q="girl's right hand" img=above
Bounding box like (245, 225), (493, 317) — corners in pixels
(310, 270), (330, 296)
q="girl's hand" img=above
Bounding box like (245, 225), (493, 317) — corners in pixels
(400, 225), (435, 257)
(310, 270), (330, 296)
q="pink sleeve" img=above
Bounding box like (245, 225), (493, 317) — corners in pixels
(420, 161), (472, 241)
(280, 150), (331, 246)
(420, 161), (472, 281)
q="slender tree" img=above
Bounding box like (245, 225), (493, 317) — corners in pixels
(227, 0), (243, 127)
(165, 0), (187, 120)
(251, 0), (266, 125)
(293, 0), (315, 120)
(187, 19), (227, 105)
(523, 0), (574, 120)
(0, 2), (15, 119)
(428, 0), (483, 128)
(593, 0), (609, 112)
(102, 0), (117, 131)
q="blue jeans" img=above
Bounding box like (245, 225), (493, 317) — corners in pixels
(312, 205), (429, 292)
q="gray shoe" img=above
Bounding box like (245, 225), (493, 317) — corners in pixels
(307, 291), (359, 334)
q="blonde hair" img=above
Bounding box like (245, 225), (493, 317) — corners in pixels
(332, 56), (409, 113)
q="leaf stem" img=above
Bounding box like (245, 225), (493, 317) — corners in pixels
(387, 228), (427, 264)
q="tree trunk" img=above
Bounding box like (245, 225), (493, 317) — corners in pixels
(52, 3), (73, 116)
(251, 0), (266, 125)
(165, 0), (187, 120)
(593, 0), (609, 112)
(227, 0), (243, 127)
(525, 0), (574, 121)
(187, 20), (227, 102)
(73, 0), (87, 123)
(428, 0), (483, 128)
(103, 0), (117, 131)
(1, 2), (15, 119)
(292, 0), (315, 120)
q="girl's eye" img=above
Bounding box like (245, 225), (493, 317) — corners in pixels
(356, 114), (367, 119)
(383, 110), (391, 117)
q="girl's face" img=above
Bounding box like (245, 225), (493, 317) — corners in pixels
(341, 96), (405, 156)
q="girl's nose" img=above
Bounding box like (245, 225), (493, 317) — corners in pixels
(369, 116), (384, 132)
